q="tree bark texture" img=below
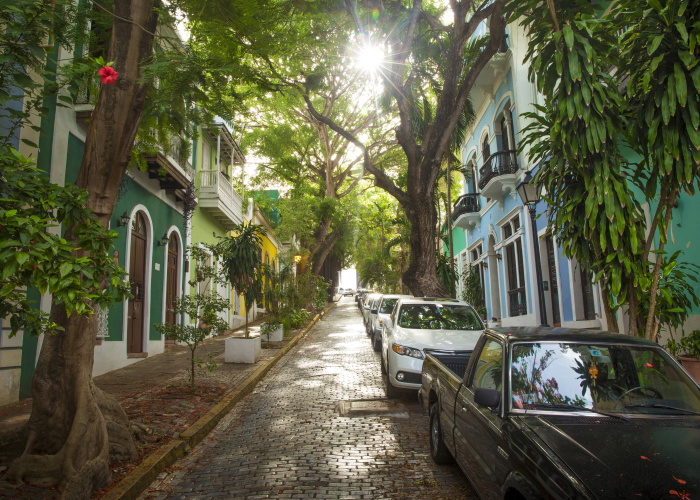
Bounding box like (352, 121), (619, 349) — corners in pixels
(8, 1), (158, 497)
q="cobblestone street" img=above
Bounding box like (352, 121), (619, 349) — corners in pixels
(141, 298), (477, 499)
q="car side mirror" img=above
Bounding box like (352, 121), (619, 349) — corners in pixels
(474, 388), (501, 408)
(383, 318), (393, 330)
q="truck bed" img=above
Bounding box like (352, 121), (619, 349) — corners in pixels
(424, 350), (472, 379)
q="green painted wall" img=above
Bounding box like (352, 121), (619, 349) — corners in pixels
(109, 177), (187, 341)
(65, 136), (186, 342)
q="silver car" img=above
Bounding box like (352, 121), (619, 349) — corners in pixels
(370, 294), (412, 351)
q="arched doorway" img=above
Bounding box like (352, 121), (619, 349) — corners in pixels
(127, 212), (147, 353)
(165, 232), (180, 326)
(487, 234), (501, 321)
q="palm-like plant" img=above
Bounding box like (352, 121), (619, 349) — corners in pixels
(213, 223), (267, 337)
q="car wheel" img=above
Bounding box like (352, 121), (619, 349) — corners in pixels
(429, 404), (453, 464)
(372, 332), (381, 352)
(384, 358), (400, 399)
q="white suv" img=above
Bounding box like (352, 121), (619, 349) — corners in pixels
(381, 297), (484, 398)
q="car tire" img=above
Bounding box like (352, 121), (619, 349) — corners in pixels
(380, 350), (387, 374)
(372, 332), (381, 352)
(384, 358), (400, 399)
(429, 404), (453, 464)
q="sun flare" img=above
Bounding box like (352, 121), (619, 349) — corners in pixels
(357, 44), (384, 74)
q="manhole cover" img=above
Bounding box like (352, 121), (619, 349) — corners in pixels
(335, 399), (409, 417)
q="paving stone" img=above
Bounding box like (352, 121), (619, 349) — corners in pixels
(140, 298), (477, 499)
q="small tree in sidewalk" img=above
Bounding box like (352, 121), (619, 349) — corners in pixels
(155, 245), (228, 386)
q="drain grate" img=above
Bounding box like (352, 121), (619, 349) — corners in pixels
(335, 399), (409, 417)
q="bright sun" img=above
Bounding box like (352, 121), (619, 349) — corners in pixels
(358, 44), (384, 74)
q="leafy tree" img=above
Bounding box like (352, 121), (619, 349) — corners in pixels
(213, 223), (266, 337)
(155, 246), (228, 386)
(245, 56), (393, 277)
(514, 0), (700, 339)
(297, 0), (508, 297)
(514, 0), (646, 332)
(613, 0), (700, 339)
(0, 151), (129, 336)
(4, 0), (308, 494)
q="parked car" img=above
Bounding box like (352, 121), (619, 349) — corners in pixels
(381, 297), (484, 398)
(362, 293), (381, 334)
(420, 327), (700, 500)
(343, 288), (354, 296)
(370, 294), (412, 352)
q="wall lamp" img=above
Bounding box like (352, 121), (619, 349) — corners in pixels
(117, 211), (130, 227)
(158, 233), (169, 246)
(481, 261), (488, 269)
(495, 252), (502, 260)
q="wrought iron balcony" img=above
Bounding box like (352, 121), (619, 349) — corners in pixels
(478, 150), (520, 202)
(452, 194), (481, 230)
(508, 287), (527, 317)
(479, 150), (518, 190)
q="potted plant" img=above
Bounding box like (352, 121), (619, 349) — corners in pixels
(678, 330), (700, 383)
(213, 223), (267, 363)
(260, 264), (283, 343)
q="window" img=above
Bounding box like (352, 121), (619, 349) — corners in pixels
(501, 117), (509, 151)
(471, 339), (503, 390)
(397, 304), (483, 330)
(501, 215), (526, 317)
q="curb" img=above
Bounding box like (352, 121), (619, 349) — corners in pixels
(101, 301), (337, 500)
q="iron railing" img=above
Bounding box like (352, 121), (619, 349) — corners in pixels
(508, 287), (527, 317)
(452, 193), (481, 220)
(478, 150), (519, 190)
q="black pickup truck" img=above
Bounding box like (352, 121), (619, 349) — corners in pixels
(419, 327), (700, 500)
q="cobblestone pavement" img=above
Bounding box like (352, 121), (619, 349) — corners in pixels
(141, 298), (477, 500)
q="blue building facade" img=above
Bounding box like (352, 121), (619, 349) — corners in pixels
(448, 23), (606, 330)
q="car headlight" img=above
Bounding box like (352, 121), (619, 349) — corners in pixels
(392, 343), (424, 359)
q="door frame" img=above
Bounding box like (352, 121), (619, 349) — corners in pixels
(122, 205), (153, 353)
(161, 226), (183, 325)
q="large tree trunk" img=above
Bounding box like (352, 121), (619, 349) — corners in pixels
(8, 1), (158, 497)
(401, 187), (449, 297)
(311, 231), (342, 276)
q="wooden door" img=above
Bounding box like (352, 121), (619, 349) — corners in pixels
(546, 237), (562, 326)
(165, 232), (179, 325)
(127, 212), (147, 353)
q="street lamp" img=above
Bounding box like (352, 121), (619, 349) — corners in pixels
(516, 170), (549, 327)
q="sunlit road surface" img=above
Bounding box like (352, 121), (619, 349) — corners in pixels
(141, 297), (476, 499)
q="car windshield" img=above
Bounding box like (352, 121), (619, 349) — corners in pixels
(397, 304), (483, 330)
(510, 342), (700, 414)
(379, 298), (399, 314)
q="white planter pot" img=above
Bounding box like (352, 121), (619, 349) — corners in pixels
(224, 336), (261, 364)
(261, 323), (284, 342)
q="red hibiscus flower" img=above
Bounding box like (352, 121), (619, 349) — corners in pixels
(98, 65), (118, 85)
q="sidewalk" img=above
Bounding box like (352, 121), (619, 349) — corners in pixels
(0, 302), (337, 499)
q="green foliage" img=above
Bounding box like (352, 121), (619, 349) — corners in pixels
(514, 0), (645, 318)
(155, 246), (228, 386)
(637, 252), (700, 335)
(212, 223), (266, 336)
(436, 253), (458, 299)
(614, 0), (700, 205)
(461, 264), (487, 319)
(666, 329), (700, 359)
(0, 148), (129, 336)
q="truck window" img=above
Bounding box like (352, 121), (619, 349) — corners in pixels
(470, 339), (503, 391)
